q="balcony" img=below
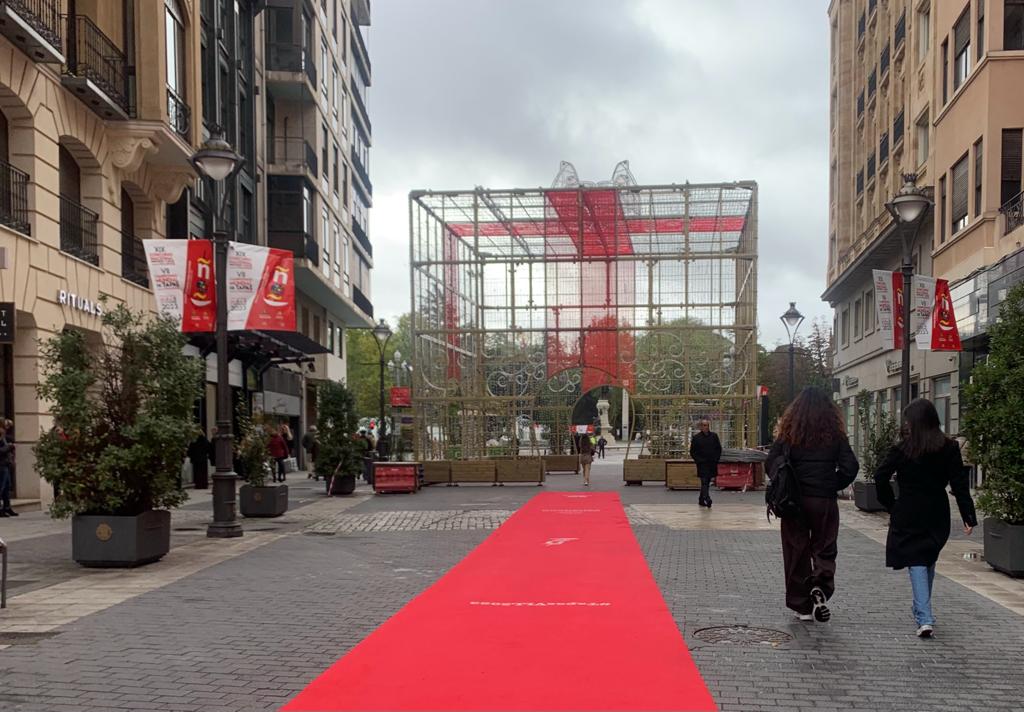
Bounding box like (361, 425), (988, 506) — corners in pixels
(1002, 191), (1024, 236)
(350, 144), (372, 194)
(350, 83), (372, 134)
(59, 195), (99, 266)
(266, 42), (317, 101)
(61, 14), (131, 120)
(268, 229), (319, 265)
(0, 159), (31, 235)
(351, 215), (372, 257)
(353, 285), (373, 319)
(0, 0), (63, 64)
(268, 137), (318, 180)
(166, 88), (190, 141)
(351, 25), (372, 81)
(120, 231), (148, 288)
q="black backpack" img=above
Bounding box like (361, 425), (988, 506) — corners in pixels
(765, 444), (802, 521)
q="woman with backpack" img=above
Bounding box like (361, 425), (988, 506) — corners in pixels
(873, 398), (977, 638)
(766, 387), (859, 622)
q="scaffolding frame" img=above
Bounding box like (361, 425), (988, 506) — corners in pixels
(409, 176), (758, 461)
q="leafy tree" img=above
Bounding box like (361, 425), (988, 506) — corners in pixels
(758, 318), (835, 431)
(856, 388), (899, 480)
(35, 304), (203, 517)
(962, 283), (1024, 524)
(315, 380), (361, 481)
(346, 313), (411, 418)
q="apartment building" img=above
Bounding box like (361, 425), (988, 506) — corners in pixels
(823, 0), (1024, 447)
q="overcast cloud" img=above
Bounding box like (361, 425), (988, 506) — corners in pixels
(365, 0), (829, 347)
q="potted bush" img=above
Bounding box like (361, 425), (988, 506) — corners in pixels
(316, 381), (361, 495)
(853, 389), (900, 512)
(35, 304), (203, 567)
(237, 410), (288, 517)
(963, 283), (1024, 578)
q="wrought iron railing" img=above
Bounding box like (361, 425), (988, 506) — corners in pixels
(269, 137), (318, 177)
(7, 0), (62, 49)
(353, 285), (373, 319)
(120, 231), (148, 287)
(266, 42), (317, 86)
(1001, 191), (1024, 236)
(351, 215), (373, 257)
(63, 14), (130, 114)
(166, 88), (190, 140)
(0, 160), (31, 235)
(59, 195), (99, 266)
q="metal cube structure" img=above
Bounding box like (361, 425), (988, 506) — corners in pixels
(409, 164), (758, 460)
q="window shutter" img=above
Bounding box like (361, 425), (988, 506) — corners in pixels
(954, 11), (971, 55)
(1002, 129), (1023, 205)
(952, 156), (969, 221)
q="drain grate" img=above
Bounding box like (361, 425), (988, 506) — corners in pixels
(693, 626), (793, 647)
(0, 632), (61, 645)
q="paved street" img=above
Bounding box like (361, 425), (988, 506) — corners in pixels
(2, 458), (1023, 712)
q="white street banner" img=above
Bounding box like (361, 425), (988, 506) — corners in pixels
(873, 270), (898, 349)
(912, 276), (937, 350)
(872, 270), (962, 352)
(143, 239), (217, 332)
(226, 242), (296, 331)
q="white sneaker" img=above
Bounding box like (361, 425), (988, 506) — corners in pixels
(796, 613), (814, 622)
(916, 624), (934, 638)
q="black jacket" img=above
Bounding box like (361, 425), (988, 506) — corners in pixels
(689, 431), (722, 464)
(765, 438), (859, 499)
(874, 439), (977, 569)
(0, 435), (13, 466)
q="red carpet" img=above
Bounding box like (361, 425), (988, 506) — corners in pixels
(283, 492), (716, 711)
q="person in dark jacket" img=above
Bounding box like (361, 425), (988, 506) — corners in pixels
(0, 422), (16, 517)
(690, 420), (723, 508)
(268, 427), (289, 482)
(766, 387), (859, 622)
(187, 431), (212, 489)
(579, 433), (595, 486)
(874, 398), (977, 638)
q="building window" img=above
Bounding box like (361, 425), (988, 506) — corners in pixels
(165, 0), (186, 105)
(977, 0), (984, 59)
(974, 138), (983, 217)
(1001, 129), (1023, 207)
(953, 9), (971, 91)
(939, 174), (947, 243)
(941, 39), (949, 103)
(320, 39), (328, 97)
(856, 169), (864, 195)
(343, 164), (350, 208)
(916, 111), (930, 167)
(932, 376), (952, 432)
(321, 123), (328, 174)
(328, 320), (335, 353)
(832, 314), (839, 354)
(333, 143), (340, 195)
(313, 315), (321, 345)
(321, 207), (330, 277)
(952, 153), (970, 235)
(841, 307), (850, 347)
(864, 289), (875, 334)
(879, 132), (889, 166)
(917, 6), (930, 62)
(1007, 0), (1024, 50)
(894, 110), (905, 146)
(854, 298), (863, 339)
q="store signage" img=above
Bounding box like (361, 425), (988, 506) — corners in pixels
(390, 386), (411, 407)
(0, 302), (14, 343)
(58, 289), (103, 317)
(885, 359), (902, 375)
(844, 376), (859, 389)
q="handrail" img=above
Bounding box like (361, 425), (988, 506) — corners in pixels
(1000, 191), (1024, 236)
(59, 195), (99, 266)
(0, 159), (31, 235)
(63, 14), (130, 114)
(7, 0), (62, 49)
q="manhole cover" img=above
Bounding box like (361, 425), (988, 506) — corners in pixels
(693, 626), (793, 647)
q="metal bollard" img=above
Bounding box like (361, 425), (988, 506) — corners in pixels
(0, 536), (7, 609)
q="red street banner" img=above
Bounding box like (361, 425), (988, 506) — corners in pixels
(570, 425), (595, 434)
(390, 386), (412, 407)
(183, 240), (217, 332)
(227, 243), (296, 331)
(144, 239), (216, 332)
(873, 270), (961, 352)
(916, 278), (962, 351)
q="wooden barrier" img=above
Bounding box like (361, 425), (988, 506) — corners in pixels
(422, 460), (452, 485)
(543, 454), (580, 474)
(496, 458), (546, 485)
(623, 458), (667, 485)
(450, 460), (497, 484)
(665, 460), (701, 490)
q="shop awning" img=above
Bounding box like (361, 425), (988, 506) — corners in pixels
(188, 329), (328, 369)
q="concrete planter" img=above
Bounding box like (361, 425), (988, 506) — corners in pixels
(984, 518), (1024, 578)
(496, 458), (545, 485)
(542, 454), (579, 474)
(623, 458), (666, 485)
(239, 484), (289, 518)
(854, 480), (885, 512)
(72, 510), (171, 568)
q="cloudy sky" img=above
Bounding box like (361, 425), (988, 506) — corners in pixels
(365, 0), (829, 347)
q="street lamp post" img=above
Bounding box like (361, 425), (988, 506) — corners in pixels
(192, 131), (245, 539)
(780, 302), (805, 402)
(885, 174), (933, 411)
(372, 318), (393, 459)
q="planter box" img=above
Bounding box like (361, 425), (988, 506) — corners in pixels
(984, 518), (1024, 578)
(327, 472), (357, 496)
(422, 460), (451, 485)
(854, 480), (886, 512)
(374, 463), (420, 493)
(450, 460), (497, 484)
(623, 458), (666, 485)
(240, 484), (288, 517)
(72, 510), (171, 568)
(543, 454), (579, 474)
(496, 458), (545, 484)
(665, 460), (700, 490)
(716, 463), (755, 490)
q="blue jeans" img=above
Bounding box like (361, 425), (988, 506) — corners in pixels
(908, 565), (936, 626)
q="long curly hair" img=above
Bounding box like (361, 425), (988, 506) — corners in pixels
(776, 386), (849, 449)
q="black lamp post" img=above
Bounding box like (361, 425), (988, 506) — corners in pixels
(192, 130), (244, 539)
(885, 174), (933, 411)
(372, 318), (393, 459)
(780, 302), (805, 402)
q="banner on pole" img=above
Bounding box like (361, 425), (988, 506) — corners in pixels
(226, 243), (296, 331)
(390, 386), (412, 407)
(872, 270), (961, 352)
(915, 277), (962, 351)
(144, 239), (216, 332)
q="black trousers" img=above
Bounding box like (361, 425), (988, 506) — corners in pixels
(780, 496), (840, 614)
(699, 476), (712, 504)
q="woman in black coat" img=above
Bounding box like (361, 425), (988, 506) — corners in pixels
(873, 398), (977, 638)
(766, 387), (859, 622)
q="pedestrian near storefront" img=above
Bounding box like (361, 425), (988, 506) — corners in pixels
(302, 426), (319, 479)
(187, 431), (212, 489)
(0, 421), (17, 517)
(689, 420), (722, 508)
(268, 427), (289, 483)
(873, 398), (977, 639)
(579, 433), (595, 486)
(766, 387), (859, 622)
(597, 436), (607, 459)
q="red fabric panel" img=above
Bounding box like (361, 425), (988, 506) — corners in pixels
(443, 231), (461, 381)
(446, 216), (745, 238)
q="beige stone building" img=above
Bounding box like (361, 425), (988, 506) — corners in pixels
(824, 0), (1024, 453)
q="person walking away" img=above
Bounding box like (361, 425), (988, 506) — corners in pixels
(268, 426), (289, 483)
(187, 431), (212, 489)
(579, 433), (595, 486)
(766, 388), (858, 622)
(689, 420), (722, 508)
(0, 422), (16, 517)
(302, 425), (319, 479)
(873, 398), (976, 638)
(597, 436), (607, 459)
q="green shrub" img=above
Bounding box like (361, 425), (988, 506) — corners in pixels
(315, 381), (360, 480)
(236, 408), (272, 487)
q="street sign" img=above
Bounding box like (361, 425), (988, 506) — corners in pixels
(390, 386), (411, 407)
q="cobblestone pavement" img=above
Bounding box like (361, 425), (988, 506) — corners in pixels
(1, 460), (1023, 711)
